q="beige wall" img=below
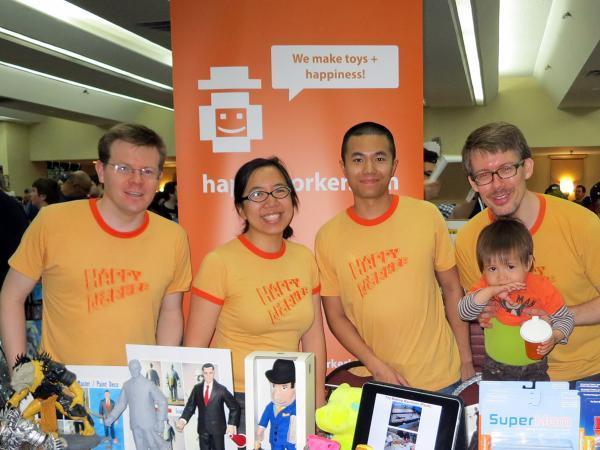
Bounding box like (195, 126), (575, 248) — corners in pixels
(0, 122), (45, 195)
(29, 118), (104, 162)
(29, 111), (176, 163)
(425, 76), (600, 195)
(424, 77), (600, 154)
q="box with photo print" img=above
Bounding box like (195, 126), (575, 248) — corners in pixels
(127, 344), (238, 450)
(66, 365), (135, 450)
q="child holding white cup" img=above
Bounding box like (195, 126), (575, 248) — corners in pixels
(458, 218), (574, 381)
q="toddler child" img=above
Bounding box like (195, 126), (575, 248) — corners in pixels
(458, 217), (573, 381)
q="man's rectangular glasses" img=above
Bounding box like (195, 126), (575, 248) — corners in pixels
(470, 161), (525, 186)
(106, 163), (160, 180)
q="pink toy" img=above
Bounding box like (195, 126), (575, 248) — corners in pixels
(306, 434), (340, 450)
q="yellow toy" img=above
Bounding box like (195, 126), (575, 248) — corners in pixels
(8, 352), (95, 436)
(315, 384), (362, 450)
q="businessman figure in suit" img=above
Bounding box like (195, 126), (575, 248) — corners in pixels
(176, 363), (240, 450)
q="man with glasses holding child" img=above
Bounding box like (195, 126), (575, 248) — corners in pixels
(455, 122), (600, 387)
(0, 123), (191, 369)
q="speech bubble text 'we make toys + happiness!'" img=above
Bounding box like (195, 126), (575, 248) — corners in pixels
(271, 45), (399, 100)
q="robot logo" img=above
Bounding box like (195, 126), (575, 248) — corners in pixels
(199, 67), (262, 153)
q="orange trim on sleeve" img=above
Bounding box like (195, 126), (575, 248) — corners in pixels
(312, 284), (321, 295)
(238, 234), (286, 259)
(346, 195), (399, 226)
(89, 198), (149, 238)
(191, 287), (225, 306)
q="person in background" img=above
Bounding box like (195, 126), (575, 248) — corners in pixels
(184, 157), (326, 433)
(543, 183), (567, 199)
(26, 178), (60, 221)
(0, 191), (28, 289)
(589, 181), (600, 218)
(573, 184), (592, 208)
(455, 122), (600, 388)
(60, 170), (93, 201)
(424, 140), (456, 219)
(152, 181), (178, 222)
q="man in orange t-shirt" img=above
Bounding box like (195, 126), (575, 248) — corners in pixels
(315, 122), (474, 393)
(0, 124), (191, 368)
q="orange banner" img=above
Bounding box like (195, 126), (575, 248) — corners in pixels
(171, 0), (423, 370)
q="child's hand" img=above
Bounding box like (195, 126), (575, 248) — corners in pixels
(538, 329), (564, 356)
(477, 282), (526, 303)
(490, 281), (526, 300)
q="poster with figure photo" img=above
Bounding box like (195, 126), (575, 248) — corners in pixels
(141, 360), (163, 388)
(66, 365), (135, 450)
(127, 344), (237, 450)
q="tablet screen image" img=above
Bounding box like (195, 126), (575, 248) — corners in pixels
(368, 394), (441, 449)
(353, 382), (463, 450)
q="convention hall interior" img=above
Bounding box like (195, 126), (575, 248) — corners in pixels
(0, 0), (599, 204)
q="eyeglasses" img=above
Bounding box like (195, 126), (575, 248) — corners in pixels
(470, 161), (525, 186)
(242, 186), (291, 203)
(105, 163), (160, 180)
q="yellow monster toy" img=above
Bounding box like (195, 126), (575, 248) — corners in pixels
(8, 352), (95, 436)
(315, 384), (362, 450)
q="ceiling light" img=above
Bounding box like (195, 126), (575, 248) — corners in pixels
(13, 0), (172, 66)
(0, 27), (172, 91)
(0, 116), (26, 123)
(455, 0), (484, 104)
(559, 177), (574, 195)
(0, 61), (173, 111)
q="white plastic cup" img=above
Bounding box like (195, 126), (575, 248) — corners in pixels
(520, 316), (552, 360)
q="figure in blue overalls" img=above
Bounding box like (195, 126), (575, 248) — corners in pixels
(254, 359), (296, 450)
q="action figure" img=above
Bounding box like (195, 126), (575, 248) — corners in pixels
(104, 359), (169, 450)
(98, 390), (117, 444)
(166, 364), (181, 402)
(255, 359), (297, 450)
(0, 407), (66, 450)
(176, 363), (240, 450)
(7, 352), (94, 436)
(147, 363), (161, 386)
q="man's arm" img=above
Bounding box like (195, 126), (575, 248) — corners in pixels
(176, 385), (198, 432)
(104, 387), (128, 426)
(570, 289), (600, 326)
(156, 292), (184, 346)
(222, 384), (240, 434)
(322, 295), (408, 386)
(0, 269), (37, 371)
(435, 266), (475, 381)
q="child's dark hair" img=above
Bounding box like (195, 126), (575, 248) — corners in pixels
(233, 157), (298, 239)
(476, 217), (533, 272)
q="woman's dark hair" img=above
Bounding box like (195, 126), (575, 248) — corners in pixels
(233, 157), (299, 239)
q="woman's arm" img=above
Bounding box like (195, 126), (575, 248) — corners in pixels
(300, 294), (327, 407)
(183, 294), (222, 347)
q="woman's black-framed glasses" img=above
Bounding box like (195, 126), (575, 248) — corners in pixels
(242, 186), (291, 203)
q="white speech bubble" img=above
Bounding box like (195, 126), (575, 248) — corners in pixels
(272, 45), (399, 100)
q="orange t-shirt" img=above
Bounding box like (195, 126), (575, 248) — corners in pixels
(470, 272), (565, 326)
(192, 235), (319, 392)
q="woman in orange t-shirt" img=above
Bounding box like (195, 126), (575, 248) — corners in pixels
(184, 157), (326, 432)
